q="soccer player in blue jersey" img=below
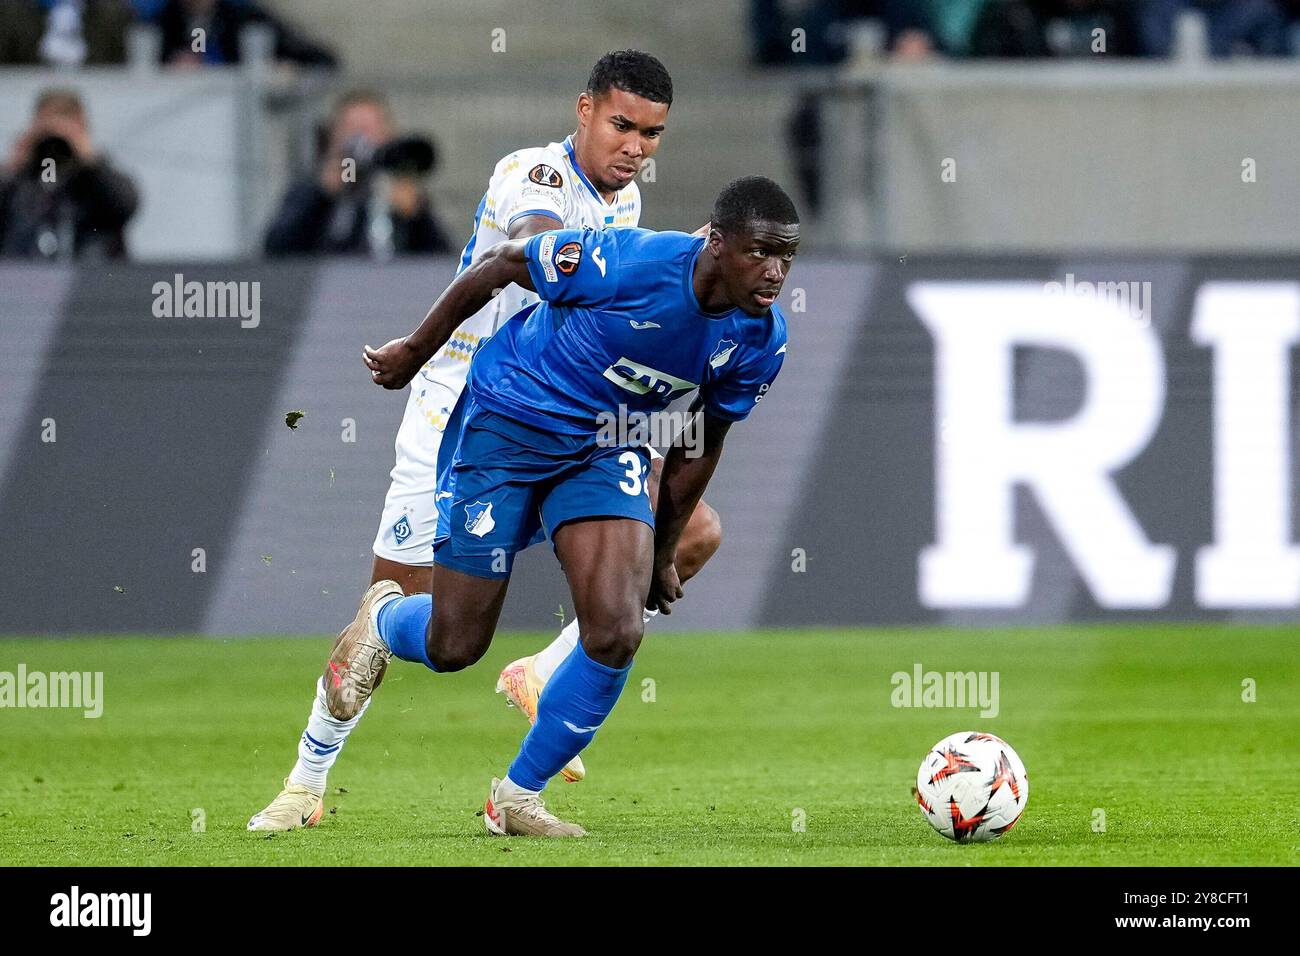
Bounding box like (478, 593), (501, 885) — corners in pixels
(249, 55), (735, 832)
(347, 176), (798, 836)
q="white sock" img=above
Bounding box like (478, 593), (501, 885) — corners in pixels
(532, 617), (580, 683)
(532, 608), (660, 683)
(368, 591), (403, 651)
(288, 677), (371, 795)
(497, 775), (539, 800)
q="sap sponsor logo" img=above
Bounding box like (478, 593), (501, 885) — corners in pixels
(50, 886), (151, 936)
(602, 358), (697, 400)
(464, 501), (496, 538)
(527, 163), (563, 188)
(537, 233), (558, 283)
(555, 241), (583, 276)
(0, 666), (102, 718)
(152, 273), (260, 328)
(708, 339), (738, 369)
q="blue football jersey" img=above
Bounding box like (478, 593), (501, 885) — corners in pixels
(466, 227), (787, 435)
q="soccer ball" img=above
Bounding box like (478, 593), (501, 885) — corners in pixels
(914, 731), (1028, 843)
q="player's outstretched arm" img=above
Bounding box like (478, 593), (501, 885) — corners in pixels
(647, 410), (732, 614)
(363, 239), (537, 389)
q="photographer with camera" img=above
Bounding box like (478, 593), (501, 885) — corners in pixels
(264, 90), (451, 258)
(0, 88), (140, 259)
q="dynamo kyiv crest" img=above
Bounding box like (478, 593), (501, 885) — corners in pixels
(392, 515), (412, 544)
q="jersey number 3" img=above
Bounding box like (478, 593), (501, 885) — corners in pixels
(618, 450), (646, 496)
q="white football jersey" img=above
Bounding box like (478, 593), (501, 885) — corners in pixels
(410, 135), (641, 432)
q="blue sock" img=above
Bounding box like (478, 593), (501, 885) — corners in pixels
(376, 595), (437, 671)
(507, 641), (631, 791)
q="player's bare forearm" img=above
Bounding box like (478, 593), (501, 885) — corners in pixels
(406, 244), (534, 355)
(647, 411), (730, 613)
(363, 240), (536, 389)
(654, 442), (722, 559)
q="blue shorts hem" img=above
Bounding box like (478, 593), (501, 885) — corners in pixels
(547, 511), (655, 543)
(432, 546), (512, 580)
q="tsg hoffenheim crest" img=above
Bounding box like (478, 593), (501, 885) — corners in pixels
(464, 501), (496, 538)
(709, 339), (738, 369)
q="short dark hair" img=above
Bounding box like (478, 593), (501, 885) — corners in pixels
(711, 177), (799, 235)
(587, 50), (673, 107)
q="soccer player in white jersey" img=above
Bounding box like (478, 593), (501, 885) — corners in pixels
(250, 51), (723, 831)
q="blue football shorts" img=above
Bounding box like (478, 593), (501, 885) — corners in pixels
(432, 395), (653, 578)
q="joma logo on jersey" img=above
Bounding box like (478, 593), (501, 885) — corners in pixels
(602, 358), (697, 399)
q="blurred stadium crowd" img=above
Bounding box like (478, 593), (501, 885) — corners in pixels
(756, 0), (1300, 61)
(6, 0), (1298, 69)
(1, 0), (456, 260)
(2, 0), (1298, 262)
(0, 0), (335, 67)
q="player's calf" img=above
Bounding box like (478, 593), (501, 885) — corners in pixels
(676, 500), (722, 582)
(423, 565), (505, 671)
(424, 638), (488, 673)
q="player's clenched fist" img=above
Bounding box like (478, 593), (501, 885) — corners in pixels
(363, 338), (425, 389)
(647, 559), (683, 615)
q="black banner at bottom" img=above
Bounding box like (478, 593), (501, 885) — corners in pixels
(0, 866), (1275, 940)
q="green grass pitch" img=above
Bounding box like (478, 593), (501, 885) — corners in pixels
(0, 627), (1296, 866)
